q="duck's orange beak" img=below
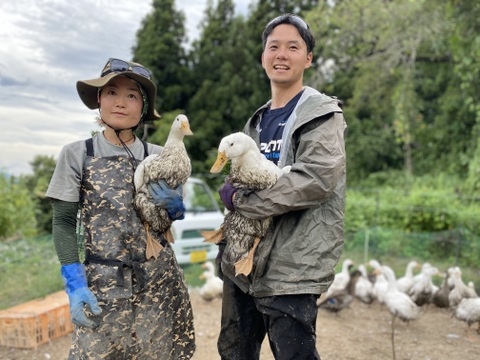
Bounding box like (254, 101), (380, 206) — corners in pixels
(210, 151), (227, 173)
(181, 121), (193, 136)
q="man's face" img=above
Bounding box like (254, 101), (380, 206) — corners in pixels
(261, 24), (313, 87)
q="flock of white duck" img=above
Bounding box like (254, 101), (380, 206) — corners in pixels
(319, 258), (480, 339)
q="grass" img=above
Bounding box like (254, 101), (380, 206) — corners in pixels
(0, 235), (206, 310)
(0, 235), (63, 310)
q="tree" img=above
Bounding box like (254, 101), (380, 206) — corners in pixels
(446, 0), (480, 196)
(306, 0), (473, 184)
(132, 0), (191, 112)
(186, 0), (261, 175)
(0, 173), (37, 240)
(23, 155), (57, 234)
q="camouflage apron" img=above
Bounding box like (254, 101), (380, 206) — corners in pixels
(68, 140), (195, 359)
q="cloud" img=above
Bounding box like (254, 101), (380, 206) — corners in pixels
(0, 0), (252, 176)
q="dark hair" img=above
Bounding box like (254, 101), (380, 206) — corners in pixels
(262, 14), (315, 54)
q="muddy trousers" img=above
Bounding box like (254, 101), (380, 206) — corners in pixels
(217, 276), (320, 360)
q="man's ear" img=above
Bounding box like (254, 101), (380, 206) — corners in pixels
(305, 52), (313, 69)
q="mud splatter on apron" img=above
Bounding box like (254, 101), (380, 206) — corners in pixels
(68, 141), (195, 359)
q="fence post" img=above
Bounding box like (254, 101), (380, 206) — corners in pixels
(364, 229), (370, 263)
(454, 225), (462, 266)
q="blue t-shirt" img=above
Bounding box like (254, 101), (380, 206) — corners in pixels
(259, 90), (304, 164)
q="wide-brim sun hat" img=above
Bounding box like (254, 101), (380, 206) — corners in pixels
(76, 58), (161, 121)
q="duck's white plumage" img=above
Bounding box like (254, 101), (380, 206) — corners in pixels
(199, 261), (223, 301)
(468, 281), (478, 297)
(209, 132), (290, 276)
(454, 298), (480, 337)
(352, 264), (375, 304)
(368, 259), (388, 304)
(382, 265), (421, 322)
(408, 263), (438, 306)
(328, 258), (354, 295)
(448, 266), (477, 307)
(133, 114), (193, 259)
(396, 260), (419, 294)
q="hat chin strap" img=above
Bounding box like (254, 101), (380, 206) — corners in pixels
(99, 113), (142, 173)
(102, 119), (140, 133)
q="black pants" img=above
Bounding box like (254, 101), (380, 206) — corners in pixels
(217, 276), (320, 360)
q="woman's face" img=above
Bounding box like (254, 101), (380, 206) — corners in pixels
(98, 76), (143, 129)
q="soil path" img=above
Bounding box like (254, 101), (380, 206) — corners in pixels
(1, 290), (479, 360)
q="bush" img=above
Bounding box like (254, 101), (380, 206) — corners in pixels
(0, 173), (37, 240)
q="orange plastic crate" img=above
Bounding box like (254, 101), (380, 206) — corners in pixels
(0, 291), (73, 349)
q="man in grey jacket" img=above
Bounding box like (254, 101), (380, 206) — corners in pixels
(216, 13), (347, 360)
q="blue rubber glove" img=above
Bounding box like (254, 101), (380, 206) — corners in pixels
(218, 182), (237, 211)
(61, 263), (101, 328)
(148, 180), (185, 220)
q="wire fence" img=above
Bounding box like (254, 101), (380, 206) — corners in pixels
(345, 227), (480, 267)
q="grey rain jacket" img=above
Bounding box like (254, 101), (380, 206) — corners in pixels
(221, 86), (347, 297)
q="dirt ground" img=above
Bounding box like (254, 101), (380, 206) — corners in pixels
(1, 289), (479, 360)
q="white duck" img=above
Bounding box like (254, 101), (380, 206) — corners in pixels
(408, 263), (438, 306)
(454, 297), (480, 339)
(368, 259), (388, 304)
(468, 281), (478, 297)
(199, 261), (223, 301)
(351, 264), (375, 304)
(327, 258), (354, 295)
(396, 260), (420, 294)
(447, 266), (457, 290)
(381, 265), (421, 360)
(207, 132), (290, 276)
(382, 265), (421, 322)
(133, 114), (193, 259)
(449, 266), (477, 307)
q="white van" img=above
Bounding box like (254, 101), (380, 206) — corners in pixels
(170, 177), (224, 265)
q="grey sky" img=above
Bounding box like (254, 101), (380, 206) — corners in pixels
(0, 0), (250, 176)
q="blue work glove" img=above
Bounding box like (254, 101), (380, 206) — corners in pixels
(147, 180), (185, 220)
(218, 182), (237, 211)
(61, 263), (101, 328)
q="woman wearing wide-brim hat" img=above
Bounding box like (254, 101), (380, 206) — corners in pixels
(46, 58), (195, 359)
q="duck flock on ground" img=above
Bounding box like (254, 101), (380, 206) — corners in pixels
(197, 257), (480, 339)
(317, 258), (480, 339)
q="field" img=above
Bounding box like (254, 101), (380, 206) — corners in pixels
(1, 289), (479, 360)
(1, 236), (479, 359)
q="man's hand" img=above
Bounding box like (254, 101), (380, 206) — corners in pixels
(218, 182), (237, 211)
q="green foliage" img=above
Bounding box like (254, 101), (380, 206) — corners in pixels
(185, 0), (267, 175)
(132, 0), (191, 111)
(22, 155), (56, 234)
(307, 0), (477, 184)
(345, 227), (480, 272)
(347, 171), (477, 231)
(0, 235), (62, 309)
(345, 171), (480, 267)
(0, 173), (37, 240)
(180, 263), (205, 288)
